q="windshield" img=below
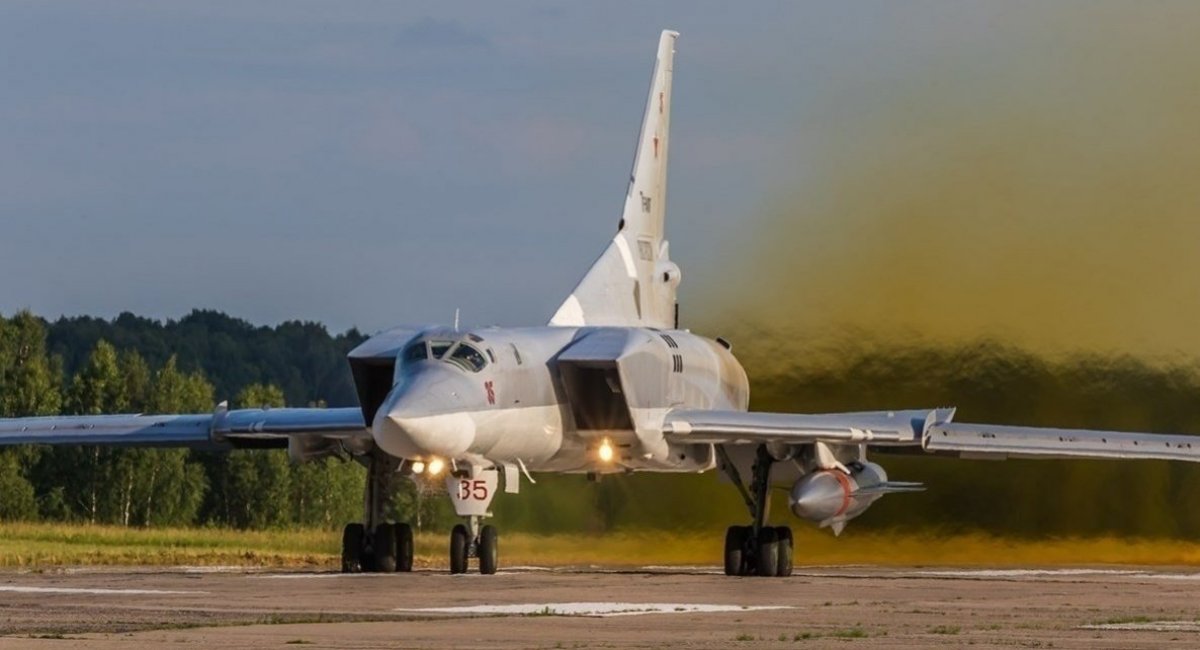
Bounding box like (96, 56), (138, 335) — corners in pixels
(447, 343), (488, 372)
(401, 342), (428, 364)
(430, 340), (455, 359)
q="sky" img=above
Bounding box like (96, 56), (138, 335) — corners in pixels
(3, 2), (1200, 358)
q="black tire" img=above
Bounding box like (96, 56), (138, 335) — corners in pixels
(374, 523), (398, 573)
(396, 523), (414, 573)
(341, 522), (364, 573)
(774, 526), (793, 577)
(724, 525), (747, 577)
(478, 525), (499, 575)
(755, 527), (779, 577)
(449, 524), (470, 574)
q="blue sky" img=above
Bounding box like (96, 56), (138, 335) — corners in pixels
(3, 2), (1197, 348)
(0, 1), (816, 332)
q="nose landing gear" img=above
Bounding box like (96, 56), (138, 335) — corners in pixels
(447, 466), (502, 574)
(449, 517), (499, 575)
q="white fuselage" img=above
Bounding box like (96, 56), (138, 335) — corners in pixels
(368, 326), (749, 474)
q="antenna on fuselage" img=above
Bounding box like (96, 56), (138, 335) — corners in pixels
(454, 308), (460, 332)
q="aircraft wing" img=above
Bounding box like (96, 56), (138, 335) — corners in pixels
(0, 404), (367, 447)
(662, 407), (1200, 463)
(924, 422), (1200, 462)
(661, 408), (952, 446)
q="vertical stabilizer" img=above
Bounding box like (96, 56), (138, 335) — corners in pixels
(550, 30), (681, 328)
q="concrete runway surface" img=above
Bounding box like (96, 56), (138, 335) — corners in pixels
(2, 565), (1200, 648)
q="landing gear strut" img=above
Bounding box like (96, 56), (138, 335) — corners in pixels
(717, 444), (794, 577)
(340, 451), (415, 573)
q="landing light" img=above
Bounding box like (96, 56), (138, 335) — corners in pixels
(598, 439), (615, 463)
(427, 457), (445, 476)
(411, 460), (426, 475)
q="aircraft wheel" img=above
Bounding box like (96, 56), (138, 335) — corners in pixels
(449, 524), (470, 574)
(396, 523), (414, 572)
(755, 527), (779, 577)
(341, 523), (364, 573)
(724, 525), (748, 576)
(478, 525), (499, 575)
(774, 526), (793, 577)
(374, 523), (398, 573)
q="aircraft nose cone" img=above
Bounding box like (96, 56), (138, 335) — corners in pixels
(371, 367), (478, 460)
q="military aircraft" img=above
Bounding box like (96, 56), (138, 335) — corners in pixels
(4, 30), (1200, 577)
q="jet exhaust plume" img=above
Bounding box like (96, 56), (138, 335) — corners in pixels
(699, 4), (1200, 362)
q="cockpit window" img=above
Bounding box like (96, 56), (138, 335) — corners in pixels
(402, 342), (428, 364)
(447, 343), (488, 372)
(430, 341), (455, 359)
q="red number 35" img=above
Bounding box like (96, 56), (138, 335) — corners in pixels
(457, 479), (489, 501)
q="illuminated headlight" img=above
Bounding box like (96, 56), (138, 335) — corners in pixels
(427, 457), (445, 476)
(598, 439), (614, 463)
(411, 460), (426, 475)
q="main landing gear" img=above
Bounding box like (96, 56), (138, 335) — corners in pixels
(342, 521), (414, 573)
(341, 452), (415, 573)
(717, 444), (794, 577)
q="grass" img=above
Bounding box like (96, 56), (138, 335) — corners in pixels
(4, 522), (1200, 569)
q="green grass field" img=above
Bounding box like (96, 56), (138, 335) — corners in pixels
(4, 523), (1200, 569)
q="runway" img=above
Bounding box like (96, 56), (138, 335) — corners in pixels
(2, 565), (1199, 648)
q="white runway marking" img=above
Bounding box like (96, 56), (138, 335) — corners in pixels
(395, 602), (792, 617)
(1082, 621), (1200, 632)
(175, 565), (251, 574)
(0, 586), (204, 595)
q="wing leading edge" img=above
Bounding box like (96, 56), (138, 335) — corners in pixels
(662, 408), (955, 446)
(0, 404), (367, 447)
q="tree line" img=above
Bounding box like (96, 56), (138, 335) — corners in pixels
(0, 311), (366, 529)
(7, 309), (1200, 539)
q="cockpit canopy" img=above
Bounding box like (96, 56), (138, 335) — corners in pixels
(397, 334), (490, 380)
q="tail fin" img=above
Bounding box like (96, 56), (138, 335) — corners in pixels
(550, 30), (681, 329)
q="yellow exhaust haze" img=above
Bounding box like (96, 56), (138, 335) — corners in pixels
(703, 5), (1200, 362)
